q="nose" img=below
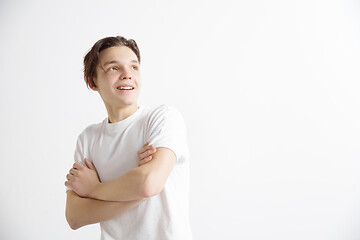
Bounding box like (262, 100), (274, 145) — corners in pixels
(121, 68), (132, 80)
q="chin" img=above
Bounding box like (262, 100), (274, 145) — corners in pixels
(119, 100), (138, 107)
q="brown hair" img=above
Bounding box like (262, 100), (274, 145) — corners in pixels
(83, 36), (141, 89)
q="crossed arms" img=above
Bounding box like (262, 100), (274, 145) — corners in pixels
(64, 142), (176, 230)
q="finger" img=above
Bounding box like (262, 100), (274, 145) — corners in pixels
(143, 141), (150, 147)
(146, 144), (156, 152)
(69, 168), (77, 176)
(85, 158), (96, 170)
(138, 142), (150, 155)
(66, 173), (74, 181)
(142, 142), (154, 152)
(139, 147), (157, 160)
(73, 162), (84, 170)
(151, 145), (157, 153)
(139, 145), (156, 158)
(139, 148), (153, 161)
(65, 180), (73, 188)
(138, 156), (152, 166)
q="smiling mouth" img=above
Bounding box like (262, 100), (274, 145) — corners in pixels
(117, 86), (134, 90)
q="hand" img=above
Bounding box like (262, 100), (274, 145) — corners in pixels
(65, 158), (100, 198)
(137, 141), (157, 166)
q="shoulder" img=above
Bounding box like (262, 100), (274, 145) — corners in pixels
(145, 104), (186, 135)
(147, 104), (183, 122)
(77, 120), (104, 140)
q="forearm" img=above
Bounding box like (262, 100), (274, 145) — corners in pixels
(90, 147), (176, 202)
(92, 167), (150, 202)
(65, 190), (143, 230)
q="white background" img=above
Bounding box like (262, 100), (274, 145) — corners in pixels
(0, 0), (359, 239)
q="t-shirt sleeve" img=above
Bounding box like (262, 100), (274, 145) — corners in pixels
(147, 105), (188, 163)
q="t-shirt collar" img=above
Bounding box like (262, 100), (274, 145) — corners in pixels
(104, 106), (143, 132)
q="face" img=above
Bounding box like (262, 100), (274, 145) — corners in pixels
(91, 46), (141, 109)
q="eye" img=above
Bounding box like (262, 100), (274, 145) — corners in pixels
(132, 66), (138, 70)
(108, 67), (117, 71)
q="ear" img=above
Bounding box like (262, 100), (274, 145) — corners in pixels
(88, 77), (98, 91)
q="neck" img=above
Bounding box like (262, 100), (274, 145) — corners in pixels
(105, 103), (139, 123)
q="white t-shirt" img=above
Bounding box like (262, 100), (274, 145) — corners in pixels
(67, 104), (192, 240)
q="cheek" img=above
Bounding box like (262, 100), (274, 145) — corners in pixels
(103, 75), (120, 86)
(136, 77), (142, 87)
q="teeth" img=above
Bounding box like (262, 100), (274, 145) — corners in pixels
(118, 86), (133, 90)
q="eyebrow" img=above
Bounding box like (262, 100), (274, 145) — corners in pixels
(102, 59), (139, 67)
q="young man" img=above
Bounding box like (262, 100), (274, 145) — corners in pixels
(64, 36), (192, 240)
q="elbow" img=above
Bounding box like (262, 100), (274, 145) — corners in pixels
(66, 215), (81, 230)
(65, 208), (82, 230)
(66, 213), (80, 230)
(69, 222), (80, 231)
(140, 174), (163, 198)
(141, 187), (157, 199)
(65, 190), (85, 230)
